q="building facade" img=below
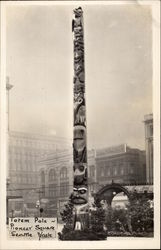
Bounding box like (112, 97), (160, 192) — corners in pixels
(7, 131), (72, 216)
(38, 148), (73, 217)
(88, 149), (97, 194)
(95, 144), (146, 190)
(144, 114), (153, 184)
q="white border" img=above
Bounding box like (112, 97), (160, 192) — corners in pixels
(152, 0), (160, 246)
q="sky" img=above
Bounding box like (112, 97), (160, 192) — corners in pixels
(6, 2), (152, 150)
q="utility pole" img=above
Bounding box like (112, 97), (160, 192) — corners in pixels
(71, 7), (88, 231)
(6, 76), (13, 182)
(6, 76), (13, 223)
(6, 76), (13, 133)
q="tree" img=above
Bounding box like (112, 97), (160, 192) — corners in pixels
(90, 199), (106, 234)
(111, 208), (128, 232)
(58, 195), (74, 240)
(104, 192), (153, 237)
(105, 206), (132, 235)
(127, 193), (154, 234)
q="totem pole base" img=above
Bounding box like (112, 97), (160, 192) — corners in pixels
(75, 221), (82, 231)
(74, 208), (89, 231)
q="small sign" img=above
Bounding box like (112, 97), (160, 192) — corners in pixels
(9, 217), (57, 240)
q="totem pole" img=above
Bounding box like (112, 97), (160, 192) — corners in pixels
(71, 7), (88, 231)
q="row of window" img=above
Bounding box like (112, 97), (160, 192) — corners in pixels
(45, 165), (96, 182)
(10, 176), (37, 184)
(9, 149), (46, 156)
(9, 163), (37, 171)
(9, 140), (57, 149)
(89, 166), (95, 178)
(98, 161), (137, 168)
(99, 167), (135, 177)
(10, 154), (38, 160)
(41, 167), (69, 183)
(48, 185), (69, 197)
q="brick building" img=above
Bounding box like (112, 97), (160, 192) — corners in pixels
(95, 144), (146, 188)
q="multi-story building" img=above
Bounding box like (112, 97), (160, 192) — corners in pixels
(7, 131), (72, 215)
(95, 144), (146, 189)
(144, 114), (153, 184)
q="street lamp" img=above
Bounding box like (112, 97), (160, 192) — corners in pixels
(6, 77), (13, 189)
(36, 190), (44, 217)
(6, 177), (10, 224)
(36, 200), (40, 217)
(6, 76), (13, 133)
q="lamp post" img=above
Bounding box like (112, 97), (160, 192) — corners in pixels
(6, 77), (13, 187)
(6, 178), (10, 224)
(6, 76), (13, 132)
(6, 77), (13, 224)
(36, 189), (44, 217)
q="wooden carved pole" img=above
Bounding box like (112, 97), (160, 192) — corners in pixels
(71, 7), (88, 231)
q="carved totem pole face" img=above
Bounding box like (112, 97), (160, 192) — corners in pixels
(74, 163), (87, 185)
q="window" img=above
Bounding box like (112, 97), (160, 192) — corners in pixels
(130, 168), (134, 174)
(20, 163), (23, 170)
(12, 176), (16, 182)
(23, 176), (26, 183)
(18, 176), (22, 183)
(149, 124), (153, 136)
(129, 163), (134, 174)
(60, 167), (68, 179)
(17, 162), (20, 170)
(114, 168), (117, 176)
(90, 165), (95, 178)
(121, 168), (124, 175)
(49, 169), (56, 182)
(41, 171), (45, 184)
(60, 183), (69, 196)
(15, 202), (22, 210)
(28, 177), (32, 184)
(107, 168), (111, 176)
(41, 186), (45, 196)
(49, 184), (57, 197)
(100, 167), (104, 177)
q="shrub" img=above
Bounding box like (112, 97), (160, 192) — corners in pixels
(58, 196), (107, 240)
(59, 229), (107, 241)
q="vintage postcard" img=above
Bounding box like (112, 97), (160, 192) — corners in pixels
(0, 0), (160, 249)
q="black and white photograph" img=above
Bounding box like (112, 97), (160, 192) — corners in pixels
(0, 0), (160, 249)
